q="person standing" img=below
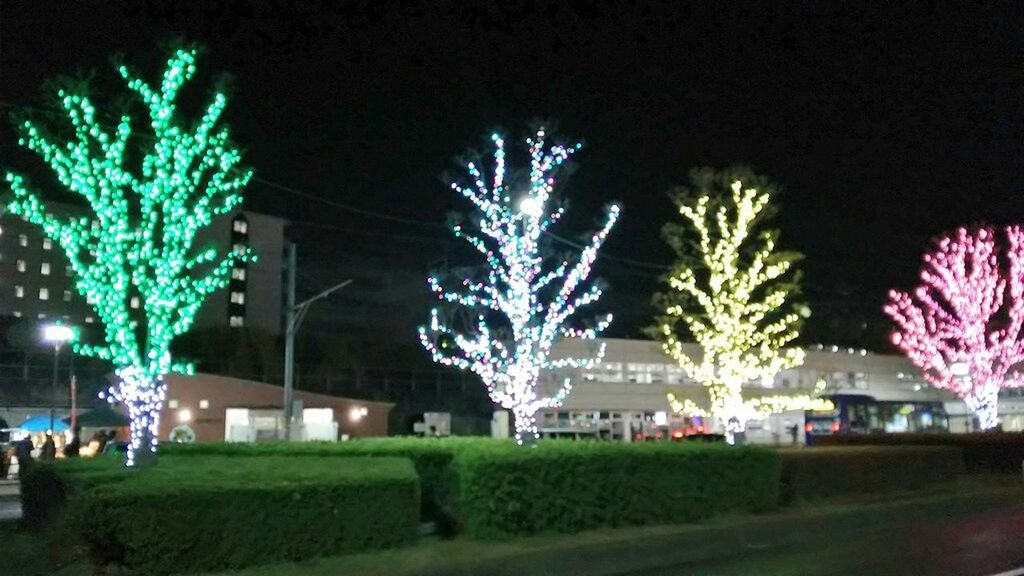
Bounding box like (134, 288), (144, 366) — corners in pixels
(0, 444), (9, 479)
(40, 434), (56, 460)
(63, 427), (82, 458)
(13, 436), (33, 476)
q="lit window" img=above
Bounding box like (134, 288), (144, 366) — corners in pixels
(40, 262), (50, 275)
(168, 399), (179, 409)
(42, 238), (52, 250)
(130, 296), (140, 309)
(63, 290), (72, 302)
(14, 286), (23, 298)
(199, 399), (209, 409)
(85, 316), (95, 324)
(229, 315), (244, 327)
(37, 313), (46, 319)
(12, 310), (20, 318)
(232, 219), (248, 234)
(233, 243), (246, 255)
(90, 220), (99, 229)
(65, 266), (72, 277)
(231, 267), (246, 281)
(39, 288), (49, 300)
(16, 260), (26, 273)
(230, 291), (245, 304)
(18, 234), (27, 247)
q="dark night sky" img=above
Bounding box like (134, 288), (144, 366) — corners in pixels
(2, 1), (1023, 352)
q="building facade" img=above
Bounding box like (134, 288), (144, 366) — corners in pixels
(0, 204), (286, 334)
(535, 338), (1024, 444)
(160, 373), (392, 442)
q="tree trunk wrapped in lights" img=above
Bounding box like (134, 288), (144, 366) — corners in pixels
(5, 49), (252, 466)
(885, 226), (1024, 430)
(419, 129), (619, 445)
(656, 168), (815, 444)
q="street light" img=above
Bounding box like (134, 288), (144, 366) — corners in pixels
(518, 196), (543, 219)
(42, 323), (77, 434)
(283, 243), (352, 440)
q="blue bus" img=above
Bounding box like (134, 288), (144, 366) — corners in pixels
(804, 394), (949, 445)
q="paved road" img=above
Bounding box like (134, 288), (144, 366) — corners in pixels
(0, 479), (21, 521)
(616, 508), (1024, 576)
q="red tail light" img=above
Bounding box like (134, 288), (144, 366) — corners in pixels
(672, 430), (684, 439)
(697, 426), (704, 433)
(831, 421), (841, 432)
(804, 423), (813, 433)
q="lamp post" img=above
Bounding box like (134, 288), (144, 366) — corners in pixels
(43, 324), (76, 434)
(282, 243), (352, 440)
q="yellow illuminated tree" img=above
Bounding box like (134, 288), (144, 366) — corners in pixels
(655, 168), (827, 443)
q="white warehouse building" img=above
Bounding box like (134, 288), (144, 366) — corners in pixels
(536, 338), (1024, 444)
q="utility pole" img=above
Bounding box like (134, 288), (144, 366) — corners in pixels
(283, 243), (296, 439)
(282, 241), (352, 440)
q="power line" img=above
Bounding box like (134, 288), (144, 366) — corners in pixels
(252, 177), (445, 229)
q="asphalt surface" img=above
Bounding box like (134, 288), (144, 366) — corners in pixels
(617, 508), (1024, 576)
(0, 479), (20, 522)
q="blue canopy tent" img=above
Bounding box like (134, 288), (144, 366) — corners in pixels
(18, 415), (70, 433)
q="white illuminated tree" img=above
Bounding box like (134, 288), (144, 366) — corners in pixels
(419, 129), (620, 444)
(656, 170), (824, 443)
(5, 49), (251, 465)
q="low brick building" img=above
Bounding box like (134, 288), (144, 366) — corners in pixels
(159, 373), (392, 442)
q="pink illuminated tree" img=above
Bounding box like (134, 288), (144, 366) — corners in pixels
(885, 226), (1024, 430)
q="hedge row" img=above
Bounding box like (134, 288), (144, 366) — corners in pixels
(162, 436), (501, 533)
(780, 446), (964, 502)
(816, 432), (1024, 473)
(163, 439), (970, 538)
(453, 441), (781, 538)
(21, 455), (419, 575)
(164, 439), (784, 537)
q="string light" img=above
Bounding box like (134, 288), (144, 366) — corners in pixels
(5, 48), (252, 466)
(667, 379), (833, 421)
(419, 129), (620, 445)
(659, 180), (807, 444)
(885, 226), (1024, 430)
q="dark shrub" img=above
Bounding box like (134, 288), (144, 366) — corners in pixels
(816, 432), (1024, 473)
(162, 437), (505, 533)
(452, 441), (781, 539)
(780, 446), (964, 502)
(23, 455), (419, 574)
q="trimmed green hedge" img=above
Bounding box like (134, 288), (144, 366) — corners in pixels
(162, 437), (505, 533)
(22, 455), (419, 574)
(779, 446), (964, 502)
(452, 441), (781, 539)
(816, 432), (1024, 474)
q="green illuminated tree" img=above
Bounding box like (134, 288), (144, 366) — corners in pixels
(5, 48), (252, 465)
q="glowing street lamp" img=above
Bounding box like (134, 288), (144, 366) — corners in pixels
(518, 196), (544, 219)
(42, 323), (77, 435)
